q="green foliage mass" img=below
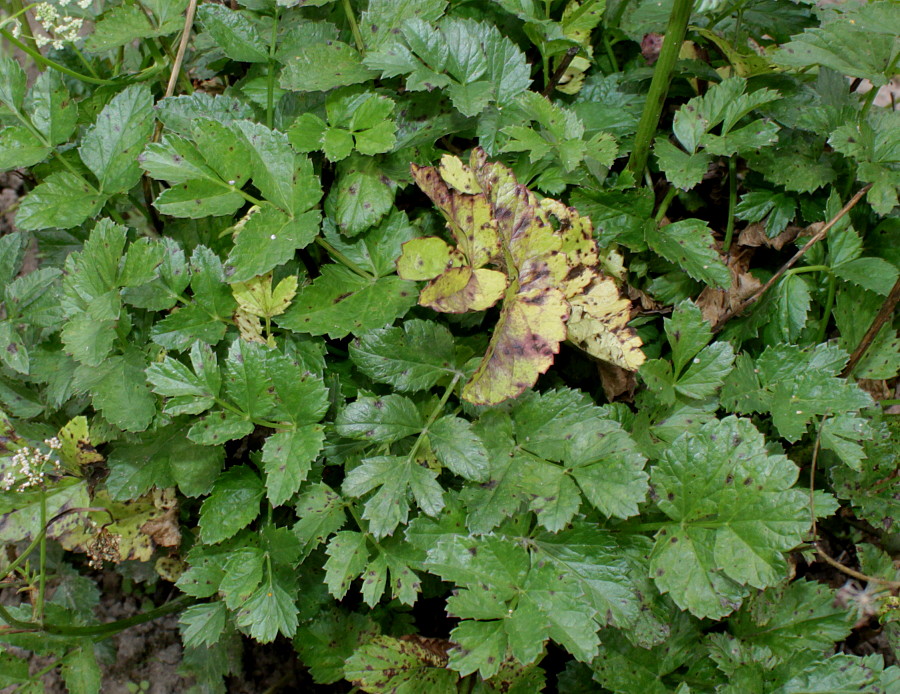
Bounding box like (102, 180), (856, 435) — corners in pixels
(0, 0), (898, 692)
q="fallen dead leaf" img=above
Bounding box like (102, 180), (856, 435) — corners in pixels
(697, 245), (762, 326)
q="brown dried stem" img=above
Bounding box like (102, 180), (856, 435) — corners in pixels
(841, 276), (900, 378)
(713, 184), (872, 332)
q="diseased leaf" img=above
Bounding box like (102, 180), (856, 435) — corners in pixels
(281, 41), (377, 92)
(199, 465), (265, 544)
(344, 635), (457, 691)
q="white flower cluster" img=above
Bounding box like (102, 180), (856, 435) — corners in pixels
(0, 438), (62, 492)
(32, 0), (91, 50)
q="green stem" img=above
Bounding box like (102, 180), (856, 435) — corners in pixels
(70, 44), (100, 79)
(315, 237), (374, 280)
(341, 0), (365, 54)
(602, 33), (619, 73)
(723, 157), (737, 252)
(626, 0), (695, 178)
(266, 8), (280, 129)
(654, 186), (677, 223)
(10, 0), (42, 57)
(860, 53), (899, 120)
(783, 265), (831, 276)
(213, 398), (289, 431)
(0, 29), (123, 85)
(35, 489), (47, 623)
(407, 374), (461, 462)
(880, 399), (900, 407)
(816, 270), (837, 344)
(0, 594), (194, 638)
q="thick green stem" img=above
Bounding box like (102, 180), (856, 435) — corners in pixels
(35, 489), (47, 623)
(654, 186), (677, 223)
(315, 238), (374, 280)
(266, 9), (280, 129)
(626, 0), (695, 178)
(723, 157), (737, 252)
(0, 594), (194, 638)
(407, 374), (461, 462)
(341, 0), (365, 54)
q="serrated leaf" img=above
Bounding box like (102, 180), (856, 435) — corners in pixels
(235, 568), (299, 642)
(344, 635), (457, 692)
(225, 206), (320, 283)
(429, 416), (489, 481)
(277, 264), (417, 339)
(0, 125), (51, 171)
(350, 320), (461, 391)
(324, 530), (369, 599)
(73, 348), (156, 432)
(646, 220), (730, 289)
(262, 426), (325, 506)
(198, 4), (269, 63)
(335, 394), (423, 443)
(280, 41), (377, 92)
(295, 610), (379, 684)
(293, 483), (346, 559)
(180, 601), (227, 649)
(78, 84), (154, 194)
(648, 417), (812, 619)
(654, 138), (711, 191)
(15, 172), (103, 231)
(324, 155), (397, 235)
(199, 465), (265, 543)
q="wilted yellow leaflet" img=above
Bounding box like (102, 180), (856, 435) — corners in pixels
(410, 162), (499, 268)
(396, 237), (464, 281)
(439, 153), (482, 194)
(566, 277), (646, 371)
(419, 266), (507, 313)
(232, 273), (297, 347)
(232, 273), (298, 318)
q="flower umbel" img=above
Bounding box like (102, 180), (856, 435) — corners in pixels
(32, 1), (84, 50)
(0, 439), (63, 492)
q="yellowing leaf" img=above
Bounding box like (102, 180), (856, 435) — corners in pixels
(419, 267), (507, 313)
(58, 416), (104, 473)
(396, 237), (463, 281)
(232, 273), (298, 318)
(463, 280), (569, 405)
(440, 153), (482, 194)
(406, 148), (644, 405)
(566, 278), (645, 371)
(411, 162), (499, 268)
(234, 308), (267, 345)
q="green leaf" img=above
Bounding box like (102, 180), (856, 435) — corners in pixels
(321, 208), (417, 277)
(833, 256), (899, 296)
(85, 0), (187, 51)
(0, 126), (51, 170)
(225, 205), (320, 283)
(429, 416), (489, 482)
(654, 138), (711, 191)
(295, 609), (379, 684)
(728, 580), (852, 654)
(343, 455), (444, 538)
(834, 287), (900, 380)
(25, 70), (78, 145)
(15, 172), (103, 231)
(648, 417), (812, 619)
(78, 84), (155, 194)
(235, 569), (299, 642)
(324, 530), (369, 599)
(155, 92), (254, 137)
(73, 348), (156, 432)
(199, 465), (265, 544)
(532, 526), (640, 631)
(106, 424), (222, 500)
(721, 343), (874, 442)
(198, 4), (269, 63)
(646, 220), (731, 289)
(350, 320), (460, 391)
(151, 246), (234, 350)
(280, 41), (377, 92)
(734, 190), (796, 238)
(335, 394), (423, 444)
(146, 343), (220, 416)
(60, 645), (101, 694)
(192, 118), (253, 189)
(292, 483), (346, 559)
(344, 635), (458, 691)
(180, 601), (228, 649)
(277, 264), (416, 339)
(0, 56), (27, 112)
(262, 426), (325, 506)
(153, 179), (245, 218)
(773, 5), (898, 87)
(324, 155), (397, 235)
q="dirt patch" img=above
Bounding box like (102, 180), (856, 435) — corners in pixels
(0, 172), (25, 235)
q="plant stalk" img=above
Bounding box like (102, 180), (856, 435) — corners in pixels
(626, 0), (695, 178)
